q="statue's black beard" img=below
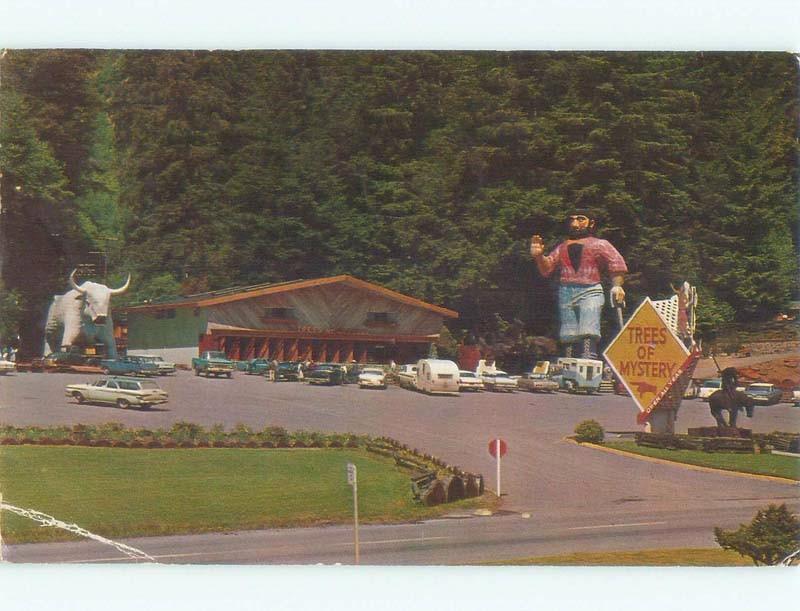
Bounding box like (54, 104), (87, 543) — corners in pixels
(567, 227), (591, 239)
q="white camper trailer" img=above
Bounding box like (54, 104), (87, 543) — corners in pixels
(415, 359), (460, 395)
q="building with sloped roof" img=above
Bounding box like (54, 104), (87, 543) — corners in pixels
(121, 275), (458, 366)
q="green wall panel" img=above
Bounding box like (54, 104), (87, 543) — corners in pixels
(128, 308), (207, 350)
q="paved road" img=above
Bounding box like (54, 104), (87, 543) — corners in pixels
(1, 370), (798, 563)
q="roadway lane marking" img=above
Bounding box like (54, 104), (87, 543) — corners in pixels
(332, 536), (450, 546)
(566, 521), (667, 531)
(53, 536), (453, 563)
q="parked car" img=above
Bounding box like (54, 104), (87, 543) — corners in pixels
(277, 361), (303, 381)
(306, 364), (344, 385)
(192, 351), (235, 378)
(126, 355), (166, 376)
(0, 358), (16, 375)
(244, 358), (271, 375)
(43, 351), (89, 370)
(697, 378), (745, 401)
(517, 371), (559, 393)
(698, 379), (722, 401)
(793, 388), (800, 407)
(480, 370), (517, 392)
(344, 364), (365, 384)
(65, 376), (168, 409)
(100, 356), (159, 377)
(358, 367), (387, 389)
(683, 380), (700, 399)
(397, 364), (418, 390)
(744, 383), (783, 406)
(134, 355), (176, 375)
(458, 370), (484, 392)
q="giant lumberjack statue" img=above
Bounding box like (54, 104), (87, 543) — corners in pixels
(530, 208), (628, 359)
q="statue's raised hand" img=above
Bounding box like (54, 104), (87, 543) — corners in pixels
(530, 235), (545, 258)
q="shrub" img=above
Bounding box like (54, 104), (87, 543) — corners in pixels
(574, 420), (604, 443)
(170, 421), (203, 442)
(232, 423), (253, 442)
(714, 504), (800, 566)
(209, 424), (226, 443)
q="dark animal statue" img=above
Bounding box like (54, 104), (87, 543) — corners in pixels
(708, 367), (754, 428)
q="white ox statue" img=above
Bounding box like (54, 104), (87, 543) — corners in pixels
(43, 269), (130, 358)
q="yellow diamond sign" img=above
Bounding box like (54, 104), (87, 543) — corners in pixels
(603, 298), (690, 414)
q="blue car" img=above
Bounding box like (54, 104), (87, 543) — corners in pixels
(100, 356), (159, 377)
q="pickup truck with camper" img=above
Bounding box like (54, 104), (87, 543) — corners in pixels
(552, 357), (603, 394)
(192, 351), (235, 378)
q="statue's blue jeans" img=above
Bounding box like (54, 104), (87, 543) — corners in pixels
(558, 283), (604, 343)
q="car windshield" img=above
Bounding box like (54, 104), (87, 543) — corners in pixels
(362, 369), (383, 375)
(702, 380), (721, 388)
(460, 372), (476, 378)
(139, 380), (160, 389)
(207, 352), (227, 359)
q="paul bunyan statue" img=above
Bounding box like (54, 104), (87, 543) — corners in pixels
(530, 208), (628, 358)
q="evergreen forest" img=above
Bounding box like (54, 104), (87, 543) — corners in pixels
(0, 50), (797, 356)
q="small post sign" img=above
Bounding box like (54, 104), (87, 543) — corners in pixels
(488, 438), (507, 497)
(346, 463), (359, 564)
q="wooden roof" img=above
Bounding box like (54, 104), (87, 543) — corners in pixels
(124, 275), (459, 318)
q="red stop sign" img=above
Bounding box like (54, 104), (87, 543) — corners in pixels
(488, 438), (507, 458)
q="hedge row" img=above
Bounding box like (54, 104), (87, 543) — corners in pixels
(635, 430), (799, 454)
(0, 422), (366, 449)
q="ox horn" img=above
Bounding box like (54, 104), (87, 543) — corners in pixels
(69, 269), (86, 294)
(109, 273), (131, 295)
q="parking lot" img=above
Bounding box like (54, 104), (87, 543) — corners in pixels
(2, 369), (798, 519)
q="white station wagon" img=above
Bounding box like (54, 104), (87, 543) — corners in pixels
(65, 376), (169, 409)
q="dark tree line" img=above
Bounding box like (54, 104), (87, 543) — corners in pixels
(1, 50), (797, 356)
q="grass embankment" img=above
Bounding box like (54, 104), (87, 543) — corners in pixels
(0, 446), (491, 544)
(604, 441), (800, 481)
(485, 548), (752, 566)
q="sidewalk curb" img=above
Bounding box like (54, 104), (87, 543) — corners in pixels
(563, 437), (799, 485)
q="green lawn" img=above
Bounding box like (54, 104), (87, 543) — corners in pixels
(604, 441), (800, 480)
(485, 548), (753, 566)
(0, 446), (489, 544)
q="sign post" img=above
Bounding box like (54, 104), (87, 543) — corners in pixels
(604, 298), (700, 433)
(488, 439), (508, 497)
(346, 463), (359, 564)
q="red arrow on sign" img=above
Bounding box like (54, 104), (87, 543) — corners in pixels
(488, 438), (507, 458)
